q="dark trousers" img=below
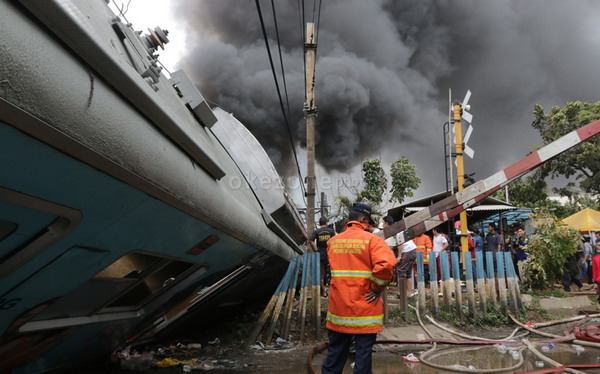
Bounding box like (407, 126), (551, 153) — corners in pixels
(322, 330), (377, 374)
(562, 257), (583, 292)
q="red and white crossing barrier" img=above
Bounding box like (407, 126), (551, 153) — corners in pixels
(380, 119), (600, 244)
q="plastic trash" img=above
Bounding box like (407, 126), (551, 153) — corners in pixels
(541, 345), (550, 353)
(182, 365), (192, 373)
(273, 337), (293, 349)
(548, 343), (555, 350)
(511, 351), (519, 360)
(208, 337), (220, 345)
(468, 365), (476, 370)
(249, 341), (265, 350)
(535, 361), (545, 368)
(402, 353), (420, 363)
(119, 352), (154, 371)
(187, 343), (202, 349)
(494, 344), (507, 354)
(573, 345), (585, 355)
(350, 362), (355, 369)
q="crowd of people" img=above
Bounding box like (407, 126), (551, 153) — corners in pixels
(309, 203), (600, 373)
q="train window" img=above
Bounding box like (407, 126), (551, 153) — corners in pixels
(0, 219), (17, 242)
(0, 188), (81, 280)
(95, 252), (160, 279)
(106, 257), (195, 308)
(29, 252), (202, 321)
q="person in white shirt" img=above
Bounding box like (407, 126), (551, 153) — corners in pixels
(432, 227), (449, 281)
(433, 228), (449, 253)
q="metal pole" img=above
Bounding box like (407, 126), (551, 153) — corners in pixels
(305, 22), (317, 234)
(453, 102), (469, 253)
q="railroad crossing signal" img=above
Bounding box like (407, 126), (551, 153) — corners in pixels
(461, 90), (475, 159)
(452, 90), (475, 159)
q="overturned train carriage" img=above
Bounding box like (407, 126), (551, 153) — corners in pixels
(0, 0), (306, 372)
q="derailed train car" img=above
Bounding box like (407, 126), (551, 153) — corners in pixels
(0, 0), (306, 372)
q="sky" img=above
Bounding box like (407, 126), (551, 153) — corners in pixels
(111, 0), (600, 213)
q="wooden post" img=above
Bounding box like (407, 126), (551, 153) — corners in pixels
(399, 278), (407, 318)
(505, 253), (524, 310)
(245, 270), (287, 346)
(504, 252), (522, 312)
(265, 261), (294, 344)
(416, 252), (426, 315)
(485, 251), (497, 308)
(301, 253), (312, 339)
(463, 252), (476, 316)
(440, 252), (452, 312)
(313, 252), (321, 339)
(451, 252), (463, 319)
(297, 253), (309, 335)
(282, 257), (301, 339)
(304, 22), (317, 234)
(496, 252), (508, 311)
(475, 252), (487, 313)
(383, 288), (389, 325)
(429, 252), (439, 315)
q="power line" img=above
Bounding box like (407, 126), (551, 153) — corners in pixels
(255, 0), (307, 202)
(316, 0), (323, 43)
(299, 0), (307, 100)
(270, 0), (293, 123)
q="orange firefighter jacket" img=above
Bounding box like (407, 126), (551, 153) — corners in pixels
(414, 233), (433, 264)
(326, 221), (397, 334)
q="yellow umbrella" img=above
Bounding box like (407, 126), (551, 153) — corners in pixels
(562, 207), (600, 232)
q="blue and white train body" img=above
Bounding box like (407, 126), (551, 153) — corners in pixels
(0, 1), (306, 372)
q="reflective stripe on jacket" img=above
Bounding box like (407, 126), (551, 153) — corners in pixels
(326, 221), (397, 334)
(414, 234), (433, 264)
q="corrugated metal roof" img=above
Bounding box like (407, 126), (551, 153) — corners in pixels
(405, 204), (517, 212)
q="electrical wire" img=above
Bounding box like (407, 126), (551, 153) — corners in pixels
(110, 0), (131, 22)
(270, 0), (293, 127)
(316, 0), (323, 43)
(300, 0), (307, 101)
(255, 0), (307, 201)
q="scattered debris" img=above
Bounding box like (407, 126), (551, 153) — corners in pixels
(402, 353), (420, 363)
(249, 341), (266, 350)
(155, 357), (197, 368)
(248, 339), (294, 351)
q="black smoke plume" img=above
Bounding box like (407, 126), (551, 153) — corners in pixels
(174, 0), (600, 195)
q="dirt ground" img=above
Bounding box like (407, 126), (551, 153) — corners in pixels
(92, 288), (600, 373)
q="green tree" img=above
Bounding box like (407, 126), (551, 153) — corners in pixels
(361, 159), (387, 206)
(490, 174), (548, 208)
(522, 212), (580, 290)
(389, 157), (421, 204)
(561, 193), (600, 217)
(333, 157), (421, 221)
(532, 101), (600, 195)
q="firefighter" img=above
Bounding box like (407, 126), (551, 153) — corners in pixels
(413, 232), (433, 285)
(322, 202), (397, 374)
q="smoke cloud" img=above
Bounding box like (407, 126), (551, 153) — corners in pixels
(173, 0), (600, 197)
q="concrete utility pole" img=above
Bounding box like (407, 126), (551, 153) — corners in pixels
(305, 22), (317, 235)
(453, 101), (469, 253)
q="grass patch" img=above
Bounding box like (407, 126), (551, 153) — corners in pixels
(435, 302), (510, 328)
(527, 289), (569, 298)
(387, 304), (417, 325)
